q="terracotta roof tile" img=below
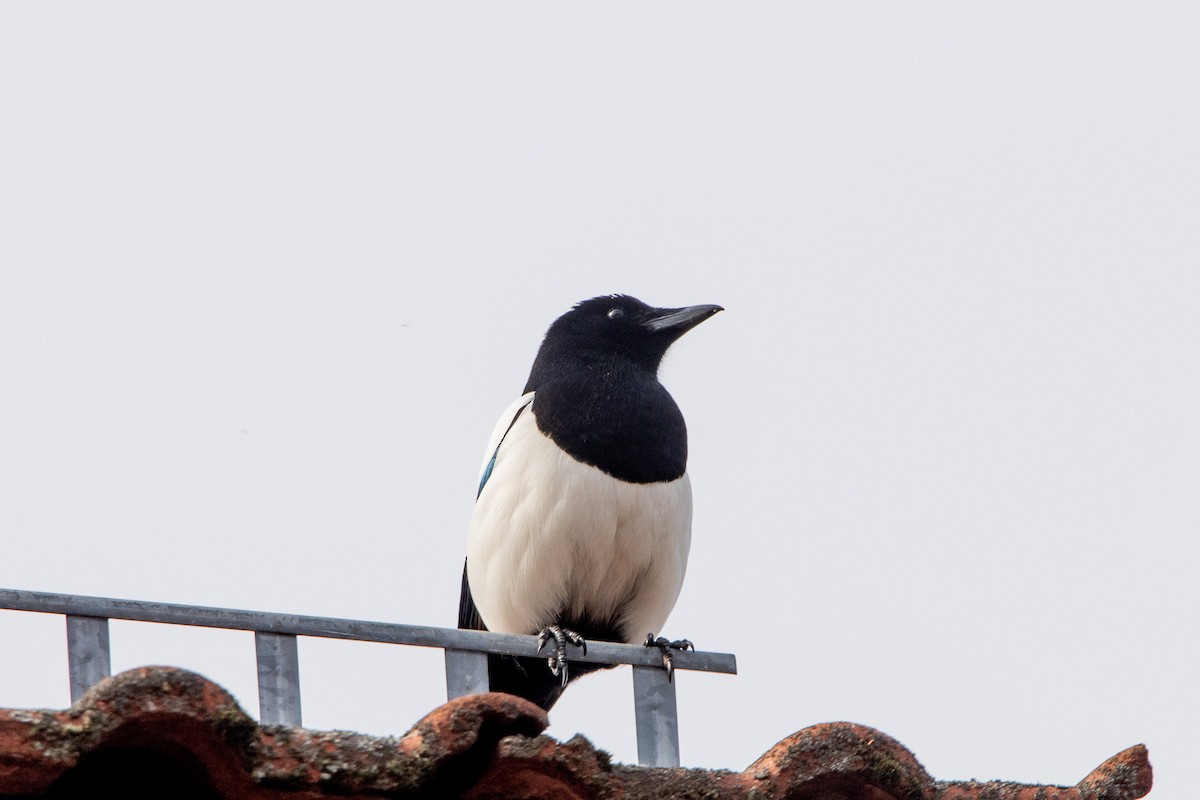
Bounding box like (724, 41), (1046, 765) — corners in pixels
(0, 667), (1152, 799)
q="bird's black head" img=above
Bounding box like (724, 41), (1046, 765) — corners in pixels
(523, 294), (722, 392)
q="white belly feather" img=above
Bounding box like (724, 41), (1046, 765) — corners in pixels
(466, 394), (692, 644)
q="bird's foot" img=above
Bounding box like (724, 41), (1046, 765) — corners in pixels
(536, 625), (587, 686)
(644, 633), (694, 682)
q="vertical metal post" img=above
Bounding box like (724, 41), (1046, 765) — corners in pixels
(255, 632), (302, 726)
(66, 615), (112, 703)
(444, 649), (490, 699)
(633, 665), (680, 767)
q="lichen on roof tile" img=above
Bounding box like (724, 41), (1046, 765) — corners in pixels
(0, 667), (1152, 800)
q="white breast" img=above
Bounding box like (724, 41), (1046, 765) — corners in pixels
(466, 394), (692, 644)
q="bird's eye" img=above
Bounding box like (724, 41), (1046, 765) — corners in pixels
(607, 307), (624, 320)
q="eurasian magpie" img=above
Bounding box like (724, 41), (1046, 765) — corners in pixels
(457, 294), (722, 710)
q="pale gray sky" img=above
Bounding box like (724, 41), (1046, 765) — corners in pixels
(1, 4), (1196, 797)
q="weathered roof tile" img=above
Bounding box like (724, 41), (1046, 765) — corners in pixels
(0, 667), (1152, 800)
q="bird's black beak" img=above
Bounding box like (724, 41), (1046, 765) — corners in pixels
(643, 304), (724, 338)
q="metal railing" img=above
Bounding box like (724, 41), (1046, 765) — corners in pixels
(0, 587), (736, 767)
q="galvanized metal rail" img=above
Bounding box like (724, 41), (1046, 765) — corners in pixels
(0, 587), (735, 768)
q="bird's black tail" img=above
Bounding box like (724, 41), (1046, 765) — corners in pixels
(457, 560), (607, 711)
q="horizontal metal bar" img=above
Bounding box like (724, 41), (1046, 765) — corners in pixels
(0, 588), (737, 675)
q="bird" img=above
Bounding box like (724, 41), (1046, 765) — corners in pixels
(457, 294), (722, 710)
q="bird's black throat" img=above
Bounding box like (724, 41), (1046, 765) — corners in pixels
(530, 357), (688, 484)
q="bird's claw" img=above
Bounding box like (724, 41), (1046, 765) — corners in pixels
(644, 633), (694, 682)
(536, 625), (587, 686)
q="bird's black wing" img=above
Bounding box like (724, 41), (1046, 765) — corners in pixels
(457, 559), (486, 631)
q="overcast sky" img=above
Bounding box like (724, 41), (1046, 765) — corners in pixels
(1, 4), (1195, 797)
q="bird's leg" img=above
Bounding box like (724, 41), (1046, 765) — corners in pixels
(644, 633), (694, 682)
(536, 625), (587, 686)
